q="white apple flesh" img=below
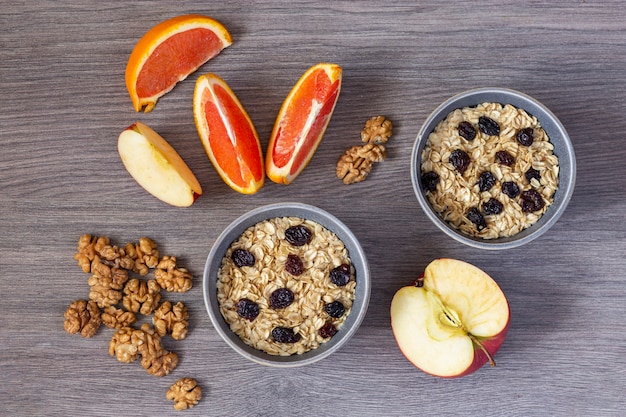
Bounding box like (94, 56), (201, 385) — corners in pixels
(390, 258), (510, 378)
(118, 122), (202, 207)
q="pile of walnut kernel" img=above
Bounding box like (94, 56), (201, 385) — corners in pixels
(63, 234), (201, 411)
(336, 115), (393, 184)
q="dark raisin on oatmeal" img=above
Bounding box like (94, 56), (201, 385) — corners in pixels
(284, 225), (313, 246)
(285, 254), (304, 276)
(482, 198), (504, 215)
(449, 149), (471, 175)
(520, 189), (545, 212)
(495, 150), (515, 167)
(421, 171), (440, 192)
(477, 171), (497, 192)
(319, 322), (338, 338)
(516, 127), (535, 147)
(458, 121), (476, 141)
(324, 301), (346, 318)
(501, 181), (520, 198)
(467, 207), (487, 231)
(272, 327), (301, 343)
(236, 298), (260, 322)
(231, 249), (255, 268)
(329, 264), (351, 287)
(525, 167), (541, 184)
(478, 116), (500, 136)
(269, 288), (295, 309)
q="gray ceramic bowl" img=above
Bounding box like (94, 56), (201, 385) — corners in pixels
(411, 87), (576, 250)
(203, 202), (370, 367)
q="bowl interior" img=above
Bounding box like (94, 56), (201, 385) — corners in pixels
(203, 202), (371, 367)
(411, 88), (576, 249)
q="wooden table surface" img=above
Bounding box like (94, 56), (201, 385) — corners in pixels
(2, 1), (626, 416)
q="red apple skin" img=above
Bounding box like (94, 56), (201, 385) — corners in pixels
(394, 261), (510, 378)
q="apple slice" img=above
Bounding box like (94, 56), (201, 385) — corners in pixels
(118, 121), (202, 207)
(390, 258), (510, 378)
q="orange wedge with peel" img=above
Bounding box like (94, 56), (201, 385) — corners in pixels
(126, 14), (232, 112)
(193, 73), (265, 194)
(265, 63), (342, 185)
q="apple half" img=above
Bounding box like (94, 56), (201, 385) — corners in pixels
(118, 121), (202, 207)
(390, 258), (510, 378)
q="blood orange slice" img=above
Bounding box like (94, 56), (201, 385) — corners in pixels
(193, 73), (264, 194)
(265, 63), (342, 184)
(126, 15), (232, 113)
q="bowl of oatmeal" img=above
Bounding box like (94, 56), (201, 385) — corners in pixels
(411, 88), (576, 249)
(203, 202), (370, 367)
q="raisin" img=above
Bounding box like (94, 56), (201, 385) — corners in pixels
(467, 207), (486, 231)
(525, 167), (541, 184)
(501, 181), (520, 198)
(329, 264), (351, 286)
(272, 327), (301, 343)
(421, 171), (440, 192)
(458, 121), (476, 141)
(269, 288), (295, 309)
(319, 322), (338, 339)
(449, 149), (471, 175)
(520, 189), (545, 212)
(495, 150), (515, 166)
(231, 249), (255, 268)
(478, 116), (500, 136)
(235, 298), (260, 322)
(516, 127), (534, 146)
(477, 171), (496, 192)
(324, 301), (346, 318)
(482, 198), (503, 215)
(284, 225), (313, 246)
(285, 254), (304, 276)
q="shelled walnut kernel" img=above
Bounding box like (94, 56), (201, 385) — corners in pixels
(154, 256), (193, 293)
(63, 299), (102, 338)
(123, 278), (162, 315)
(153, 301), (189, 340)
(101, 306), (137, 329)
(167, 378), (202, 411)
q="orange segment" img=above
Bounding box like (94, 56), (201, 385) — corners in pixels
(266, 63), (342, 184)
(126, 15), (232, 112)
(193, 73), (264, 194)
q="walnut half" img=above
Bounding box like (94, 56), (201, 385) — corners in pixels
(63, 299), (102, 338)
(166, 378), (202, 411)
(153, 301), (189, 340)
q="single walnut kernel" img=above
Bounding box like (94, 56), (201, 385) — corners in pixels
(136, 237), (159, 272)
(123, 278), (162, 315)
(153, 301), (189, 340)
(167, 378), (202, 411)
(74, 234), (98, 272)
(132, 324), (179, 376)
(154, 256), (193, 293)
(64, 299), (102, 338)
(101, 306), (137, 329)
(336, 142), (387, 184)
(361, 115), (393, 144)
(142, 350), (179, 377)
(109, 326), (141, 363)
(87, 274), (123, 308)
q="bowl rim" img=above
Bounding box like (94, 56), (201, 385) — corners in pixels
(410, 87), (576, 250)
(202, 202), (371, 367)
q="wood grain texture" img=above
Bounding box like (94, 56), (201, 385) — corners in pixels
(2, 1), (626, 416)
